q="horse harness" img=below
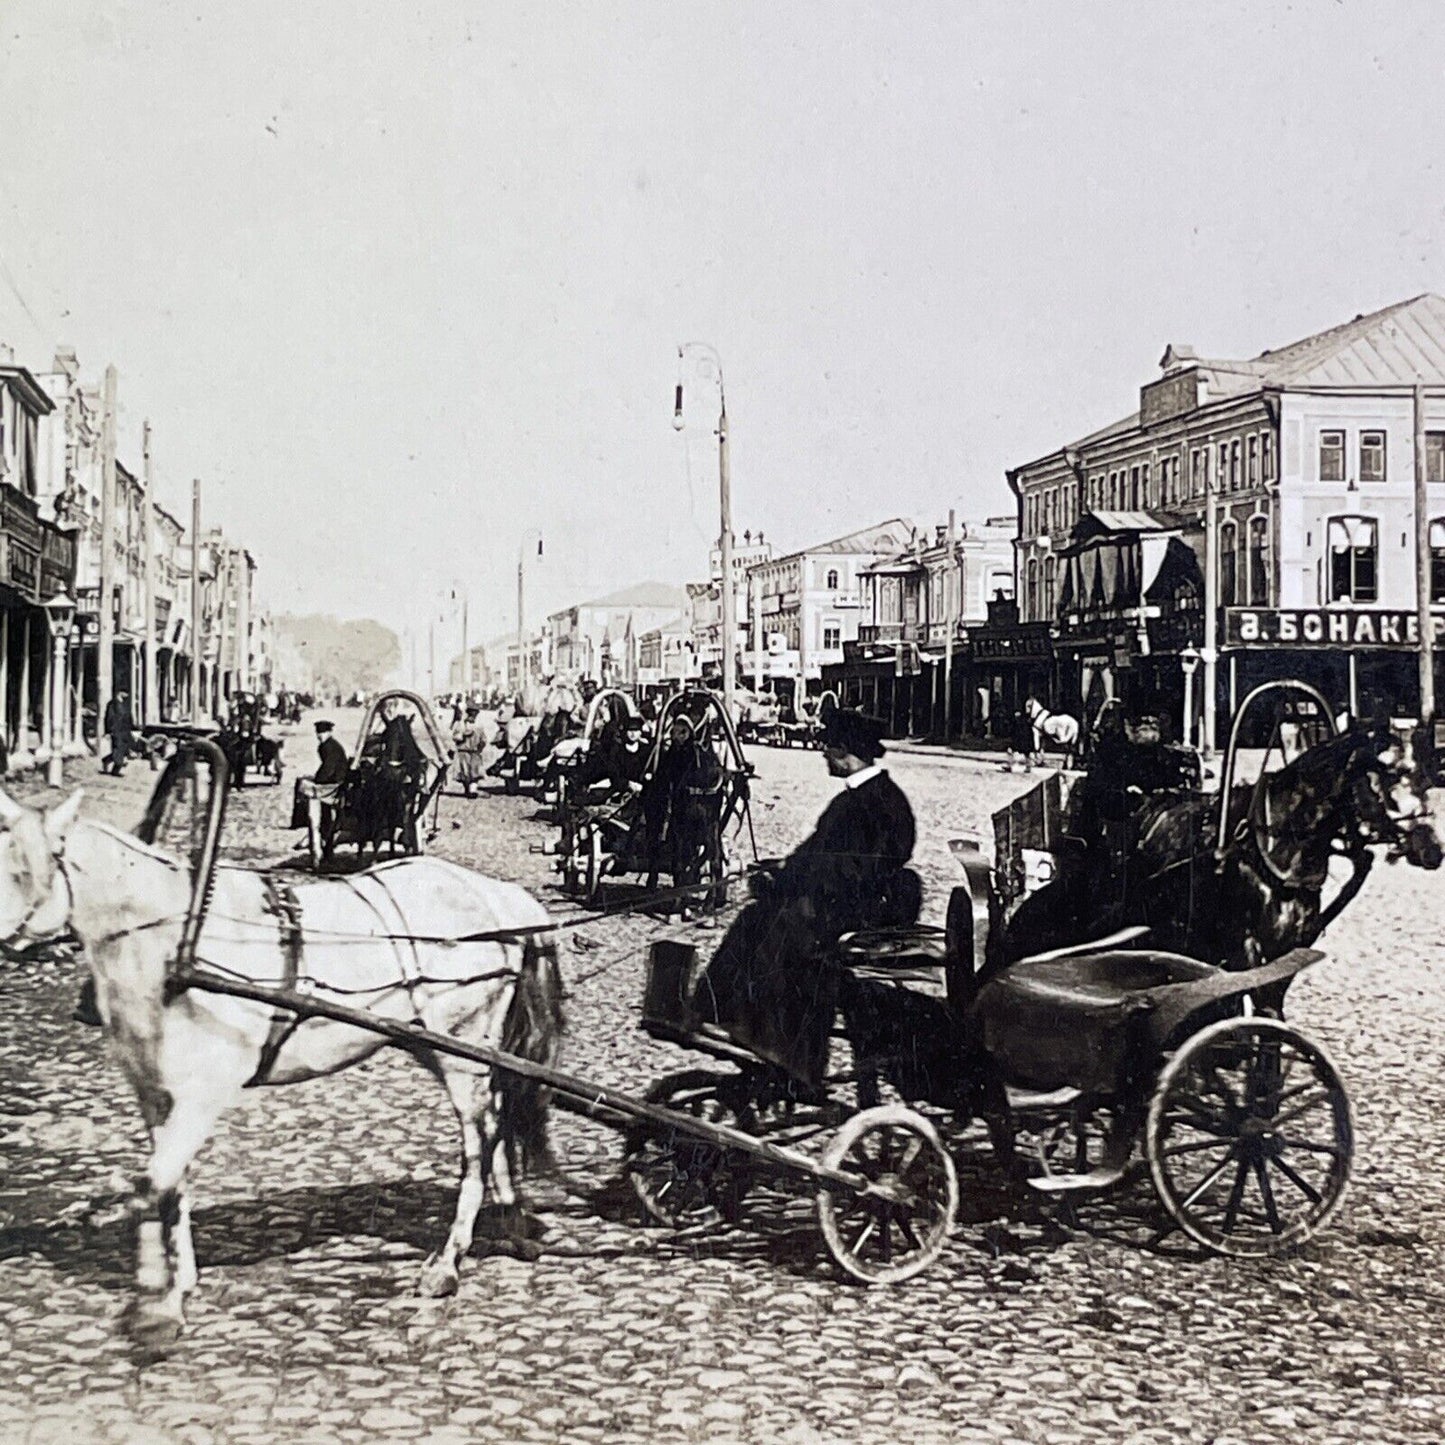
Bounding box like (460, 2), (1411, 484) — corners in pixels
(245, 875), (307, 1088)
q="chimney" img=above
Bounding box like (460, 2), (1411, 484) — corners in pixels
(935, 524), (946, 546)
(53, 347), (79, 378)
(0, 342), (13, 365)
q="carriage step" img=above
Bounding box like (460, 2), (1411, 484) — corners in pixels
(1026, 1161), (1130, 1194)
(1004, 1084), (1083, 1112)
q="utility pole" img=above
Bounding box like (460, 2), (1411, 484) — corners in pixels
(215, 545), (229, 718)
(1202, 447), (1219, 757)
(461, 591), (470, 696)
(142, 420), (157, 726)
(1416, 383), (1436, 725)
(752, 570), (764, 692)
(428, 616), (436, 697)
(190, 480), (202, 723)
(98, 366), (117, 743)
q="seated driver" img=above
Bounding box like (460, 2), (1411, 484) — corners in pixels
(691, 707), (917, 1091)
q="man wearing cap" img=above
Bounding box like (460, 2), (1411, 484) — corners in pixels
(102, 690), (134, 776)
(692, 706), (918, 1090)
(290, 720), (350, 863)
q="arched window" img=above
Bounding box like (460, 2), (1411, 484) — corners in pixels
(1043, 556), (1057, 617)
(1248, 516), (1269, 605)
(825, 568), (839, 590)
(1219, 521), (1238, 606)
(1026, 557), (1040, 621)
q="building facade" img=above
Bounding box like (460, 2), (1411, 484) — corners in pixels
(687, 530), (774, 681)
(1011, 294), (1445, 743)
(747, 518), (913, 705)
(547, 582), (685, 685)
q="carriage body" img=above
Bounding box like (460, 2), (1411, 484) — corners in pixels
(327, 690), (453, 859)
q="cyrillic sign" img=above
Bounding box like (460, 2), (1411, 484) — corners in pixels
(1225, 608), (1445, 649)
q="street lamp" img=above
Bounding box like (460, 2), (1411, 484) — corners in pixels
(1180, 644), (1200, 752)
(517, 530), (543, 697)
(673, 342), (736, 722)
(43, 591), (76, 787)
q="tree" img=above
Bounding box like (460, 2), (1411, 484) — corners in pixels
(273, 614), (401, 701)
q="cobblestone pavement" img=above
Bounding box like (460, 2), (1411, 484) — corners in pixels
(2, 721), (1445, 1443)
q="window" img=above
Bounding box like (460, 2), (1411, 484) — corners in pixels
(1248, 516), (1269, 605)
(1141, 462), (1151, 508)
(1043, 556), (1056, 616)
(1263, 433), (1275, 483)
(823, 623), (841, 651)
(1026, 557), (1039, 620)
(1319, 430), (1345, 482)
(825, 567), (839, 590)
(1191, 448), (1204, 497)
(1230, 439), (1241, 492)
(1328, 517), (1378, 602)
(1428, 433), (1445, 484)
(1432, 521), (1445, 603)
(1219, 521), (1238, 606)
(1360, 430), (1387, 483)
(1129, 466), (1140, 510)
(1247, 435), (1260, 487)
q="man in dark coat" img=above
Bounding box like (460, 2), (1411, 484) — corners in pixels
(290, 720), (351, 860)
(103, 691), (134, 775)
(691, 707), (918, 1091)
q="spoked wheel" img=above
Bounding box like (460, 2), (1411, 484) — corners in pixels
(817, 1105), (958, 1284)
(1146, 1017), (1352, 1257)
(624, 1071), (757, 1230)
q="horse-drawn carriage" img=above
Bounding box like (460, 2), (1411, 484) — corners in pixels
(323, 690), (452, 861)
(35, 691), (1431, 1344)
(216, 690), (284, 788)
(553, 687), (754, 909)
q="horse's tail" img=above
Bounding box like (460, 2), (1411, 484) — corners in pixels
(499, 934), (566, 1177)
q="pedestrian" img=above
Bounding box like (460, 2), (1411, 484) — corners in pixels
(289, 719), (351, 863)
(103, 690), (134, 776)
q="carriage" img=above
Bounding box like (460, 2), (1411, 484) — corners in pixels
(553, 687), (755, 909)
(216, 690), (284, 788)
(325, 689), (453, 859)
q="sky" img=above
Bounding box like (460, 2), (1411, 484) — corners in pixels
(1, 0), (1444, 668)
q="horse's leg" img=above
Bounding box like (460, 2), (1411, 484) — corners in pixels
(125, 1082), (235, 1342)
(418, 1063), (492, 1297)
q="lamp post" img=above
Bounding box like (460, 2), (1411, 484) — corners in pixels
(1180, 644), (1200, 752)
(43, 591), (76, 787)
(674, 343), (736, 723)
(517, 530), (543, 697)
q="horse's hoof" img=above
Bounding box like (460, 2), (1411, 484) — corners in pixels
(121, 1299), (183, 1349)
(417, 1256), (460, 1298)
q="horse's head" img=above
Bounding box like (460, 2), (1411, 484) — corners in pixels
(0, 789), (83, 950)
(1341, 723), (1441, 869)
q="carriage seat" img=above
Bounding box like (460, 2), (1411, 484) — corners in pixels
(836, 925), (950, 995)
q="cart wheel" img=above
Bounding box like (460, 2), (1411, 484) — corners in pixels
(817, 1105), (958, 1284)
(624, 1071), (756, 1230)
(1146, 1017), (1351, 1258)
(583, 829), (606, 906)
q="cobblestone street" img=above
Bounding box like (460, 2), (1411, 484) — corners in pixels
(3, 724), (1445, 1443)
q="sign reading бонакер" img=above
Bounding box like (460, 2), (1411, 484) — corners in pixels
(1226, 607), (1445, 649)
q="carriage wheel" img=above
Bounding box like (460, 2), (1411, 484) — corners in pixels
(817, 1105), (958, 1284)
(1146, 1017), (1351, 1258)
(624, 1071), (756, 1230)
(583, 829), (606, 906)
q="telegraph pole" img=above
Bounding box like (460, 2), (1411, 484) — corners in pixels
(189, 479), (202, 724)
(98, 366), (117, 743)
(142, 420), (157, 725)
(943, 510), (958, 741)
(1416, 384), (1436, 724)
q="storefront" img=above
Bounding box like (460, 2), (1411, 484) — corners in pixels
(967, 597), (1055, 742)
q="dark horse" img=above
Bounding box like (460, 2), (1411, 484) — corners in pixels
(1002, 721), (1441, 1008)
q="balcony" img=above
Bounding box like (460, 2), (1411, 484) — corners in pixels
(858, 621), (924, 644)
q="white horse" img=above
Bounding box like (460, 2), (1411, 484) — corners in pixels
(0, 789), (563, 1344)
(1023, 697), (1080, 766)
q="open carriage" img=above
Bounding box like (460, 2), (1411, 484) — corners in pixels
(553, 687), (755, 909)
(326, 689), (453, 860)
(216, 690), (284, 788)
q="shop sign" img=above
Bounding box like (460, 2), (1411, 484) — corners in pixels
(1226, 607), (1445, 649)
(7, 542), (38, 599)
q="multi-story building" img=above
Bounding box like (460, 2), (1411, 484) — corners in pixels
(1, 347), (77, 763)
(687, 530), (774, 682)
(636, 616), (694, 690)
(547, 583), (685, 685)
(747, 518), (913, 706)
(1010, 293), (1445, 744)
(830, 515), (1016, 737)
